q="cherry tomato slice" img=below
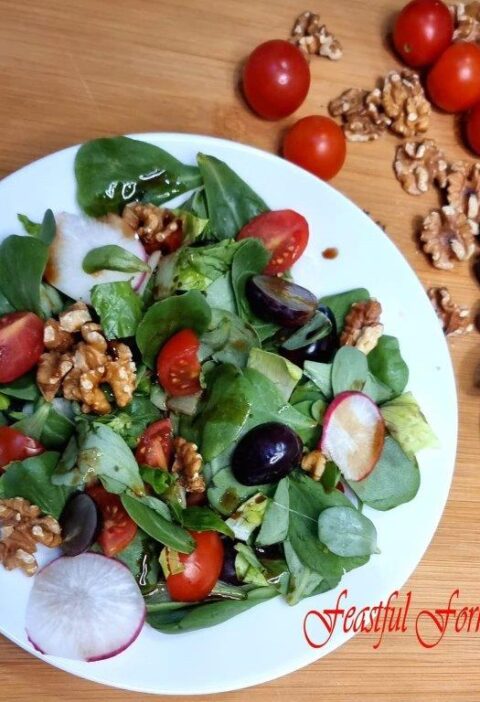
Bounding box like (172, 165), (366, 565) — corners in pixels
(135, 418), (173, 470)
(242, 39), (310, 120)
(86, 484), (137, 557)
(0, 312), (44, 384)
(427, 42), (480, 112)
(237, 210), (309, 275)
(166, 531), (224, 602)
(465, 102), (480, 155)
(0, 426), (44, 472)
(393, 0), (453, 68)
(156, 329), (201, 397)
(283, 116), (346, 181)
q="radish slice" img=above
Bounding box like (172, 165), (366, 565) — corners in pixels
(45, 212), (147, 304)
(25, 553), (145, 661)
(321, 391), (385, 482)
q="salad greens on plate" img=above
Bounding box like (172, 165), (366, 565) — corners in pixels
(0, 136), (437, 661)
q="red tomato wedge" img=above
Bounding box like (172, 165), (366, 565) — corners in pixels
(0, 426), (44, 472)
(86, 484), (137, 557)
(237, 209), (309, 275)
(0, 312), (44, 383)
(135, 418), (173, 470)
(166, 531), (224, 602)
(156, 329), (202, 397)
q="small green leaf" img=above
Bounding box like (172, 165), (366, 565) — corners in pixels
(256, 478), (290, 546)
(303, 361), (332, 399)
(2, 453), (71, 518)
(91, 281), (143, 339)
(0, 235), (49, 316)
(17, 213), (41, 236)
(39, 209), (56, 245)
(368, 335), (409, 397)
(380, 392), (438, 457)
(318, 506), (378, 557)
(319, 288), (370, 331)
(121, 493), (195, 553)
(83, 244), (150, 274)
(181, 506), (234, 538)
(331, 346), (369, 396)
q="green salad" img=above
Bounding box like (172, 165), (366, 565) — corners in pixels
(0, 136), (438, 654)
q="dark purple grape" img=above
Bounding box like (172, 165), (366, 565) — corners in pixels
(281, 304), (338, 366)
(219, 537), (241, 585)
(59, 492), (100, 557)
(246, 275), (317, 328)
(255, 543), (284, 560)
(232, 422), (302, 486)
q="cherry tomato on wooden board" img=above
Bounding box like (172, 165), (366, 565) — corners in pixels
(0, 311), (44, 384)
(237, 210), (309, 275)
(156, 329), (202, 397)
(0, 426), (44, 472)
(393, 0), (453, 68)
(166, 531), (224, 602)
(135, 418), (173, 470)
(242, 40), (310, 120)
(86, 484), (137, 557)
(465, 102), (480, 155)
(283, 116), (346, 181)
(427, 42), (480, 112)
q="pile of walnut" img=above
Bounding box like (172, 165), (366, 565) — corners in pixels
(0, 498), (62, 576)
(37, 302), (136, 414)
(289, 10), (342, 61)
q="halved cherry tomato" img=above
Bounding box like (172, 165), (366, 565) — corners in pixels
(86, 484), (137, 557)
(135, 418), (173, 470)
(0, 426), (44, 472)
(283, 116), (346, 181)
(427, 42), (480, 112)
(156, 329), (201, 397)
(465, 102), (480, 155)
(237, 210), (309, 275)
(166, 531), (224, 602)
(0, 312), (44, 384)
(393, 0), (453, 68)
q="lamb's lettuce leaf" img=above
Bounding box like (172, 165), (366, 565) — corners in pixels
(91, 281), (143, 340)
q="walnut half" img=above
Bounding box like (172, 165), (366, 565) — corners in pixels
(340, 300), (384, 354)
(328, 88), (390, 142)
(420, 206), (477, 270)
(172, 437), (205, 493)
(382, 69), (431, 138)
(394, 139), (448, 196)
(427, 287), (473, 336)
(290, 11), (343, 61)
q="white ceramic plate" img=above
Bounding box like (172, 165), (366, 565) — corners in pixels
(0, 134), (457, 695)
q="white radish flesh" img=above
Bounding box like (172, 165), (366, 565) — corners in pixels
(321, 391), (385, 481)
(26, 553), (145, 661)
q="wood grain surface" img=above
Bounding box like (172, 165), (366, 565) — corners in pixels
(0, 0), (479, 700)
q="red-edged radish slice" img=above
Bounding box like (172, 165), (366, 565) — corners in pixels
(45, 212), (147, 304)
(321, 391), (385, 481)
(25, 553), (145, 661)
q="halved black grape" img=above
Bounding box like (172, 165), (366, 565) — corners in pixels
(219, 537), (241, 585)
(59, 493), (100, 557)
(281, 304), (339, 366)
(246, 275), (317, 328)
(232, 422), (302, 486)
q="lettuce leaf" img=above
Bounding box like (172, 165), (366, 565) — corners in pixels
(381, 392), (439, 457)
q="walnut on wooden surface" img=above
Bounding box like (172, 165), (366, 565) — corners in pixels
(340, 300), (384, 353)
(172, 437), (205, 493)
(450, 2), (480, 41)
(0, 498), (62, 577)
(122, 203), (183, 255)
(382, 69), (431, 137)
(301, 450), (327, 481)
(290, 11), (343, 60)
(427, 287), (474, 336)
(447, 161), (480, 221)
(328, 88), (390, 142)
(394, 139), (449, 196)
(37, 305), (136, 414)
(420, 206), (478, 270)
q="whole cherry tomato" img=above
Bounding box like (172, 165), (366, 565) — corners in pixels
(237, 209), (309, 275)
(393, 0), (453, 68)
(242, 40), (310, 120)
(427, 42), (480, 112)
(156, 329), (201, 397)
(135, 418), (173, 470)
(86, 484), (137, 557)
(166, 531), (224, 602)
(465, 102), (480, 155)
(0, 312), (44, 383)
(283, 116), (346, 180)
(0, 426), (44, 472)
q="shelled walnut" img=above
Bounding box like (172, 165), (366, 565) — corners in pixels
(340, 300), (383, 354)
(0, 498), (62, 576)
(450, 2), (480, 41)
(122, 203), (183, 254)
(447, 161), (480, 221)
(290, 11), (343, 60)
(420, 206), (477, 270)
(394, 140), (448, 195)
(301, 450), (327, 481)
(382, 69), (431, 137)
(328, 88), (390, 142)
(427, 287), (474, 336)
(172, 437), (205, 493)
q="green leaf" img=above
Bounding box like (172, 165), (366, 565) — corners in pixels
(0, 290), (15, 315)
(83, 244), (150, 274)
(121, 493), (194, 553)
(235, 543), (269, 586)
(39, 209), (56, 245)
(75, 136), (202, 217)
(204, 273), (236, 313)
(247, 348), (301, 402)
(136, 290), (211, 368)
(181, 506), (234, 537)
(0, 235), (49, 316)
(362, 372), (394, 405)
(197, 153), (268, 240)
(367, 335), (409, 397)
(39, 283), (64, 318)
(140, 467), (175, 495)
(303, 361), (332, 399)
(12, 401), (74, 450)
(320, 461), (341, 492)
(91, 280), (143, 340)
(207, 467), (273, 516)
(318, 506), (378, 557)
(93, 395), (161, 449)
(256, 478), (289, 546)
(319, 288), (370, 331)
(283, 540), (323, 605)
(231, 239), (274, 338)
(2, 452), (71, 518)
(347, 436), (420, 510)
(115, 529), (159, 586)
(331, 346), (369, 396)
(0, 374), (40, 401)
(226, 493), (269, 541)
(201, 307), (260, 368)
(17, 213), (41, 236)
(380, 392), (438, 457)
